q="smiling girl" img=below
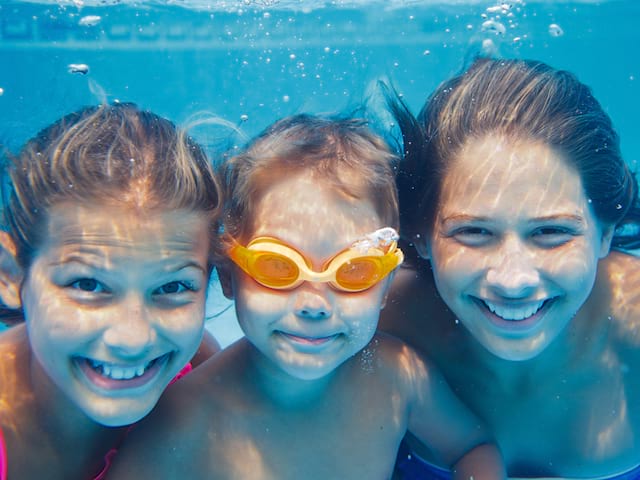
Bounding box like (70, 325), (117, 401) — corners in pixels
(381, 58), (640, 479)
(0, 103), (221, 479)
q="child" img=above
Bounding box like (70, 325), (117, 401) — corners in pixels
(0, 103), (222, 479)
(108, 114), (506, 480)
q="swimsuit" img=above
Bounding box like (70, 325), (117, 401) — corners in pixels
(0, 426), (7, 480)
(395, 439), (640, 480)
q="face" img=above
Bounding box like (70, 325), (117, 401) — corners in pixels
(426, 135), (613, 361)
(231, 172), (392, 381)
(22, 202), (211, 426)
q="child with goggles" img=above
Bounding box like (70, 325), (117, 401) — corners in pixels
(109, 114), (506, 479)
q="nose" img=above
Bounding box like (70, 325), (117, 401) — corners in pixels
(485, 237), (540, 297)
(103, 295), (156, 357)
(293, 285), (333, 320)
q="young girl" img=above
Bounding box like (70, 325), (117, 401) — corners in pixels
(0, 103), (222, 479)
(381, 58), (640, 479)
(108, 114), (506, 480)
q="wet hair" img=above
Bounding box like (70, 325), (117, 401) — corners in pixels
(221, 113), (399, 245)
(2, 102), (222, 271)
(387, 57), (640, 249)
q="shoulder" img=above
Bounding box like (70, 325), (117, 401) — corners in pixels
(596, 251), (640, 349)
(366, 333), (441, 394)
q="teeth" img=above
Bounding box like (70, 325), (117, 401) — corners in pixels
(89, 359), (153, 380)
(484, 299), (546, 321)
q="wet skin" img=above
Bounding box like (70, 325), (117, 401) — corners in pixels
(0, 202), (211, 478)
(380, 135), (640, 478)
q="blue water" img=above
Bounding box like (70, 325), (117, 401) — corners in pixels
(0, 0), (639, 341)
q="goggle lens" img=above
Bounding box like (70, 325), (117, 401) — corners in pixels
(252, 253), (300, 288)
(335, 258), (380, 291)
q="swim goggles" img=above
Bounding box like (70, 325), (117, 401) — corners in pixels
(228, 227), (404, 292)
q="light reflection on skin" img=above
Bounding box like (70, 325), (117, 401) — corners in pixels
(232, 172), (389, 385)
(13, 202), (210, 427)
(425, 134), (613, 361)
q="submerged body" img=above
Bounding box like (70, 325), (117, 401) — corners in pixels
(109, 115), (505, 479)
(384, 251), (640, 479)
(0, 104), (221, 479)
(381, 57), (640, 479)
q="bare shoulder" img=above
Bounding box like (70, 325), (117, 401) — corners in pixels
(0, 325), (30, 398)
(598, 251), (640, 349)
(367, 333), (440, 393)
(108, 344), (249, 478)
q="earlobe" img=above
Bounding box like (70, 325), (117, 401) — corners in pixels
(0, 231), (23, 309)
(599, 224), (615, 258)
(217, 265), (235, 300)
(413, 233), (430, 260)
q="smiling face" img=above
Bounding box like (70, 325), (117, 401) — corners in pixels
(21, 202), (210, 426)
(426, 135), (613, 361)
(231, 172), (392, 381)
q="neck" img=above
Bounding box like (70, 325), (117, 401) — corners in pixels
(28, 348), (125, 470)
(244, 342), (335, 409)
(461, 301), (612, 395)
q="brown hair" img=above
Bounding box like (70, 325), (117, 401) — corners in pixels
(388, 57), (638, 246)
(2, 102), (222, 270)
(221, 113), (399, 246)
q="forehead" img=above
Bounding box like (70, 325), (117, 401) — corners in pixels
(250, 172), (383, 254)
(438, 134), (590, 220)
(41, 202), (210, 260)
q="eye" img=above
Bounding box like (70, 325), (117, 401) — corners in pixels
(449, 226), (494, 246)
(531, 226), (575, 248)
(68, 278), (109, 293)
(153, 281), (195, 295)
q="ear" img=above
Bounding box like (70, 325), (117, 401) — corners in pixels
(217, 265), (235, 300)
(0, 231), (23, 309)
(598, 224), (615, 259)
(413, 232), (430, 260)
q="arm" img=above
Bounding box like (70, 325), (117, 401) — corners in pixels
(403, 347), (506, 480)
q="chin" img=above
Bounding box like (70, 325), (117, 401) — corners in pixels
(81, 398), (157, 427)
(481, 337), (549, 362)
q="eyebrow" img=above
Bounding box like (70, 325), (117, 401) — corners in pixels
(440, 213), (586, 226)
(52, 254), (207, 274)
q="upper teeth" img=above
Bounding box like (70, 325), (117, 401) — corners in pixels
(89, 359), (152, 380)
(484, 300), (546, 321)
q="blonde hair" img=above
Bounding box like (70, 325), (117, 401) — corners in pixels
(222, 114), (399, 245)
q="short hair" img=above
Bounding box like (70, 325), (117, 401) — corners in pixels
(2, 102), (222, 270)
(389, 57), (638, 246)
(221, 113), (399, 245)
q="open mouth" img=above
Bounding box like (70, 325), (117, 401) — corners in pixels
(76, 353), (171, 390)
(474, 297), (555, 330)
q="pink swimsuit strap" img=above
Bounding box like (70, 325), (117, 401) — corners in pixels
(1, 426), (7, 480)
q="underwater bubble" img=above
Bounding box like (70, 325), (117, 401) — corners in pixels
(0, 87), (4, 96)
(548, 23), (564, 37)
(481, 38), (498, 56)
(282, 95), (290, 103)
(481, 20), (506, 35)
(423, 49), (431, 56)
(240, 114), (248, 122)
(78, 15), (101, 27)
(68, 63), (89, 75)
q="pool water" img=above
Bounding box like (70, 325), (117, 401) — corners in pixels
(1, 0), (638, 343)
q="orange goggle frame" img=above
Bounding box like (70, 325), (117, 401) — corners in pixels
(228, 230), (404, 292)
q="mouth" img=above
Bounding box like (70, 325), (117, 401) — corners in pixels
(474, 297), (555, 331)
(75, 353), (171, 391)
(277, 331), (341, 349)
